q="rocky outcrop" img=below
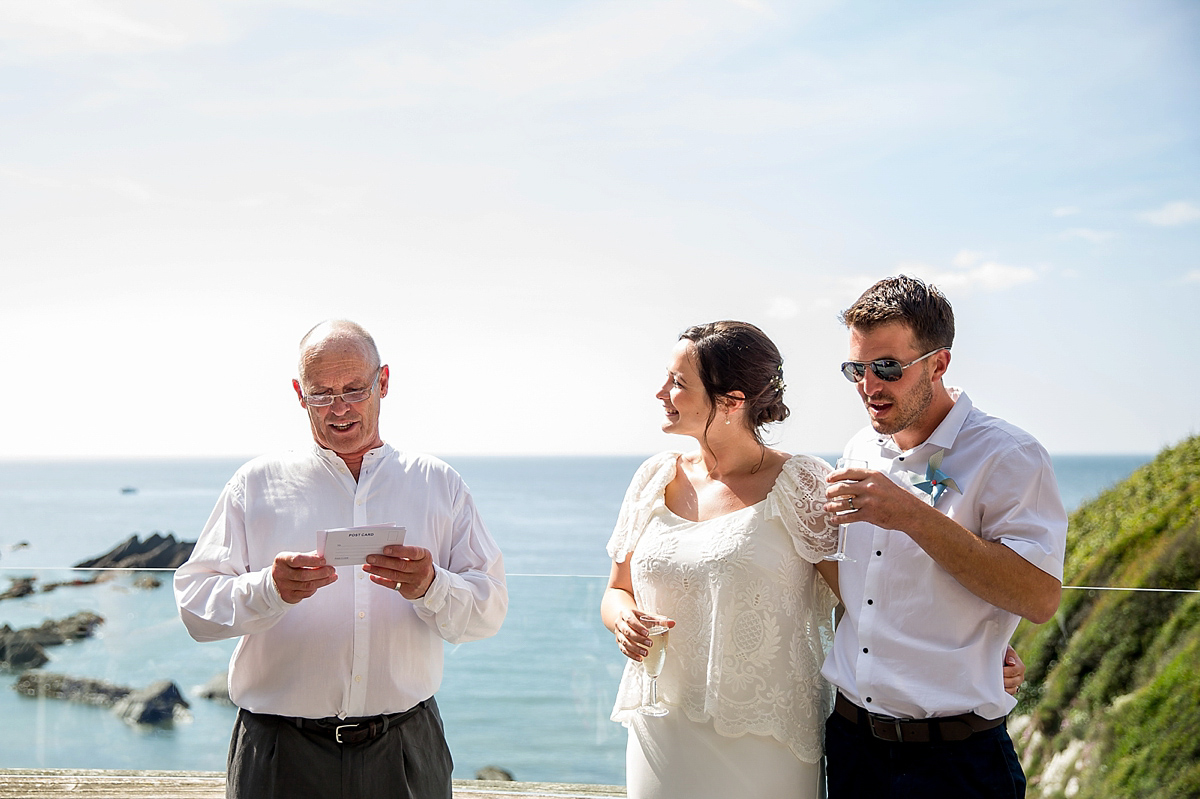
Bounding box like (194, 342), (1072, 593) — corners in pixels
(0, 635), (48, 670)
(0, 577), (36, 601)
(14, 672), (190, 725)
(113, 680), (191, 725)
(75, 533), (195, 570)
(0, 612), (105, 670)
(196, 671), (233, 706)
(14, 672), (131, 706)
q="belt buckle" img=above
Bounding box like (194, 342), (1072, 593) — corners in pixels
(868, 714), (904, 742)
(334, 723), (358, 744)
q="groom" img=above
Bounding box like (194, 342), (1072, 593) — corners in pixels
(817, 276), (1067, 797)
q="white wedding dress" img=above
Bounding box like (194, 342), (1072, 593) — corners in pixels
(608, 452), (839, 799)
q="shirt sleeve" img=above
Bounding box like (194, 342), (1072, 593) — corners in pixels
(979, 441), (1068, 581)
(173, 476), (292, 642)
(411, 483), (508, 644)
(768, 455), (839, 563)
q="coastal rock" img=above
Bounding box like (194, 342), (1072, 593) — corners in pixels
(113, 680), (191, 725)
(75, 533), (195, 570)
(14, 672), (132, 706)
(14, 672), (191, 726)
(475, 766), (515, 781)
(0, 577), (36, 601)
(0, 632), (49, 670)
(0, 613), (105, 670)
(197, 671), (233, 706)
(15, 612), (104, 646)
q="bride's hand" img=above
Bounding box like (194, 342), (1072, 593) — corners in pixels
(615, 610), (673, 662)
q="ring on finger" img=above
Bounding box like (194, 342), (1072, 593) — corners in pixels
(847, 496), (855, 509)
(394, 581), (403, 592)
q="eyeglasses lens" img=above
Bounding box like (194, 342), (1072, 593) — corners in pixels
(841, 359), (904, 383)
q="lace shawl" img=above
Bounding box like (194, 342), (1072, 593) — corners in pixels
(607, 452), (840, 763)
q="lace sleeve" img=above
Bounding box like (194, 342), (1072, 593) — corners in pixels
(606, 452), (679, 564)
(766, 454), (839, 563)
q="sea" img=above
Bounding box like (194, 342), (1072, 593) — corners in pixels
(0, 453), (1151, 785)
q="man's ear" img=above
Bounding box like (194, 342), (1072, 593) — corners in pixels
(378, 365), (390, 399)
(293, 379), (307, 407)
(930, 350), (951, 382)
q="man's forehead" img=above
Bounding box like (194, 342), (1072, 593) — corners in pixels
(299, 339), (377, 381)
(849, 321), (919, 356)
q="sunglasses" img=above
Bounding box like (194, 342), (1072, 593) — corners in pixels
(840, 347), (948, 383)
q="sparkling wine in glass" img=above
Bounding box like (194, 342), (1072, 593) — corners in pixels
(638, 624), (670, 717)
(825, 458), (867, 562)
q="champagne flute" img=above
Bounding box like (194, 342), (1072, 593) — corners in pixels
(825, 458), (867, 562)
(637, 621), (671, 717)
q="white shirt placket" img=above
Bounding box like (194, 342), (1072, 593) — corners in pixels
(345, 457), (376, 718)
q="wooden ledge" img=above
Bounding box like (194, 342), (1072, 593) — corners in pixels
(0, 770), (626, 798)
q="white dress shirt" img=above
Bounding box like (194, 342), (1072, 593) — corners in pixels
(174, 442), (507, 719)
(820, 388), (1066, 721)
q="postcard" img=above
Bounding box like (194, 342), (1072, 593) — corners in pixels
(316, 524), (406, 567)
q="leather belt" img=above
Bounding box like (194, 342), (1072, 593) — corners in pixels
(834, 692), (1005, 743)
(285, 700), (427, 746)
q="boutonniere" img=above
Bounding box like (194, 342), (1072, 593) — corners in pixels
(913, 449), (961, 505)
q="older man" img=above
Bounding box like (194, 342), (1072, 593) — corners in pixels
(817, 276), (1066, 798)
(175, 320), (507, 799)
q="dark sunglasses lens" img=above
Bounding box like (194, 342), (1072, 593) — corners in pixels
(841, 363), (865, 382)
(872, 360), (904, 381)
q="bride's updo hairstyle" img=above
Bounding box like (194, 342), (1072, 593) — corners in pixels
(679, 320), (789, 445)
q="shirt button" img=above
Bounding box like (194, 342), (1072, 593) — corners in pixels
(354, 675), (362, 683)
(356, 499), (363, 505)
(863, 647), (869, 654)
(866, 697), (873, 704)
(358, 612), (365, 619)
(867, 599), (874, 605)
(876, 551), (882, 556)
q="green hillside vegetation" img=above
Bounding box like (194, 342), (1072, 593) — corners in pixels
(1010, 435), (1200, 798)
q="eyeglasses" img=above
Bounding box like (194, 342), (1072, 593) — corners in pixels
(300, 370), (381, 407)
(840, 348), (948, 383)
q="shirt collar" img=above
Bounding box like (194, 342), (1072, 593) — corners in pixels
(310, 440), (394, 464)
(878, 386), (973, 457)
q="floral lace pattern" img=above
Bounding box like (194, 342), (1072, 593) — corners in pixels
(607, 453), (840, 764)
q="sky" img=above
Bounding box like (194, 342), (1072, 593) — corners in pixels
(1, 0), (1197, 460)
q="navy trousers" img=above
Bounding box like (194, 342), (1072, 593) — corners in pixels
(824, 710), (1027, 798)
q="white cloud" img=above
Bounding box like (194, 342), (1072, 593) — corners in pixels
(1183, 270), (1200, 284)
(936, 262), (1037, 292)
(953, 250), (986, 268)
(766, 297), (800, 319)
(1138, 201), (1200, 227)
(0, 0), (231, 56)
(1062, 227), (1115, 243)
(1052, 206), (1080, 217)
(897, 255), (1038, 293)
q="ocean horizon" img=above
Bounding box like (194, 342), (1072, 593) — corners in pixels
(0, 453), (1154, 784)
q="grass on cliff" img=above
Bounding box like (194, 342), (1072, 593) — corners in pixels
(1011, 435), (1200, 798)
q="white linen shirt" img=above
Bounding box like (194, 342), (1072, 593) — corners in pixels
(820, 388), (1066, 721)
(174, 442), (507, 719)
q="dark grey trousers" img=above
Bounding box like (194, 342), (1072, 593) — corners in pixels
(227, 698), (453, 799)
